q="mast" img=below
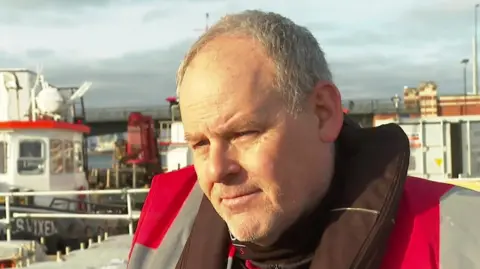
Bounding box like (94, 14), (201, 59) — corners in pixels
(193, 12), (210, 33)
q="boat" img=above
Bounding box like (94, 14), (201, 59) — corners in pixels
(157, 97), (193, 172)
(0, 69), (130, 253)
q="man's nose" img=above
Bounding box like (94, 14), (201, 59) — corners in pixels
(207, 143), (240, 182)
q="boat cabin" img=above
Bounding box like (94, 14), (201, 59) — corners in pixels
(0, 121), (89, 197)
(0, 69), (92, 210)
(158, 97), (193, 172)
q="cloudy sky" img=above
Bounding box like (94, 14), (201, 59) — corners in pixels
(0, 0), (477, 107)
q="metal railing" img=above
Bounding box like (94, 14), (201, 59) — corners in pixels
(341, 99), (421, 114)
(84, 98), (422, 123)
(0, 188), (150, 242)
(85, 105), (171, 122)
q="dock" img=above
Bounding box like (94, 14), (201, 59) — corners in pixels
(0, 240), (48, 268)
(88, 166), (151, 189)
(0, 235), (132, 268)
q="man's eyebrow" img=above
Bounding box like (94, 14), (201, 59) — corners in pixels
(184, 118), (263, 142)
(225, 119), (261, 131)
(184, 132), (201, 143)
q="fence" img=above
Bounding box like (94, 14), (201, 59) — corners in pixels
(341, 99), (421, 114)
(86, 105), (171, 122)
(0, 188), (150, 242)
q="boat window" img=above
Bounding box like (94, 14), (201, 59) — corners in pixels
(50, 139), (64, 174)
(74, 141), (84, 172)
(64, 140), (74, 173)
(17, 140), (45, 175)
(0, 142), (6, 174)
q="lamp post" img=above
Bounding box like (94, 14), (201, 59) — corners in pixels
(391, 94), (401, 121)
(461, 58), (470, 115)
(193, 12), (210, 33)
(473, 4), (479, 95)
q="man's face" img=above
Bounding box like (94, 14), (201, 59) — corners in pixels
(179, 36), (342, 245)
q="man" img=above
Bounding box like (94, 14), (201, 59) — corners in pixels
(129, 10), (480, 269)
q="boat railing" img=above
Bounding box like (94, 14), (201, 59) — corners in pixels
(0, 188), (150, 242)
(49, 197), (128, 214)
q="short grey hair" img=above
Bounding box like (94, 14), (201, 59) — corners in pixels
(176, 10), (333, 113)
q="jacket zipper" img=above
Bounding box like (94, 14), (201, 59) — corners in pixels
(351, 150), (409, 269)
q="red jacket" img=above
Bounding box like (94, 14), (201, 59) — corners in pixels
(128, 166), (479, 269)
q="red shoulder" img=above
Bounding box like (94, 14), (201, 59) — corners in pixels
(402, 177), (454, 214)
(129, 166), (197, 257)
(380, 177), (454, 268)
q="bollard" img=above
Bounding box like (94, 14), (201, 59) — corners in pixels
(104, 232), (109, 240)
(56, 251), (62, 262)
(30, 240), (36, 253)
(88, 238), (93, 248)
(26, 258), (30, 266)
(65, 246), (71, 255)
(40, 237), (45, 245)
(97, 235), (102, 243)
(80, 242), (85, 250)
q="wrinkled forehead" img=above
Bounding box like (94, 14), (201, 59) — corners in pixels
(179, 37), (275, 94)
(178, 37), (280, 125)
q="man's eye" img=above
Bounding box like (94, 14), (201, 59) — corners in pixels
(192, 140), (209, 149)
(234, 130), (258, 138)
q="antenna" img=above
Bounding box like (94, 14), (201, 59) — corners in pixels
(66, 81), (92, 104)
(205, 12), (210, 32)
(193, 12), (210, 33)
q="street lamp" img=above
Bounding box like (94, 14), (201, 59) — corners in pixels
(461, 58), (470, 115)
(391, 94), (401, 120)
(474, 4), (479, 95)
(193, 12), (210, 33)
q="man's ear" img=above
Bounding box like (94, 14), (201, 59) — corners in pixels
(308, 81), (344, 143)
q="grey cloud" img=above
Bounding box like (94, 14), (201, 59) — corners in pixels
(142, 8), (170, 23)
(310, 4), (473, 97)
(389, 2), (473, 44)
(0, 52), (24, 67)
(25, 49), (56, 59)
(311, 1), (472, 50)
(304, 22), (341, 36)
(33, 41), (193, 108)
(331, 56), (466, 99)
(1, 0), (113, 11)
(0, 1), (94, 27)
(0, 13), (77, 27)
(1, 33), (469, 110)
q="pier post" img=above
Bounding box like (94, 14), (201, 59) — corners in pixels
(115, 165), (120, 187)
(106, 169), (111, 188)
(5, 196), (10, 242)
(126, 192), (133, 235)
(132, 164), (137, 188)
